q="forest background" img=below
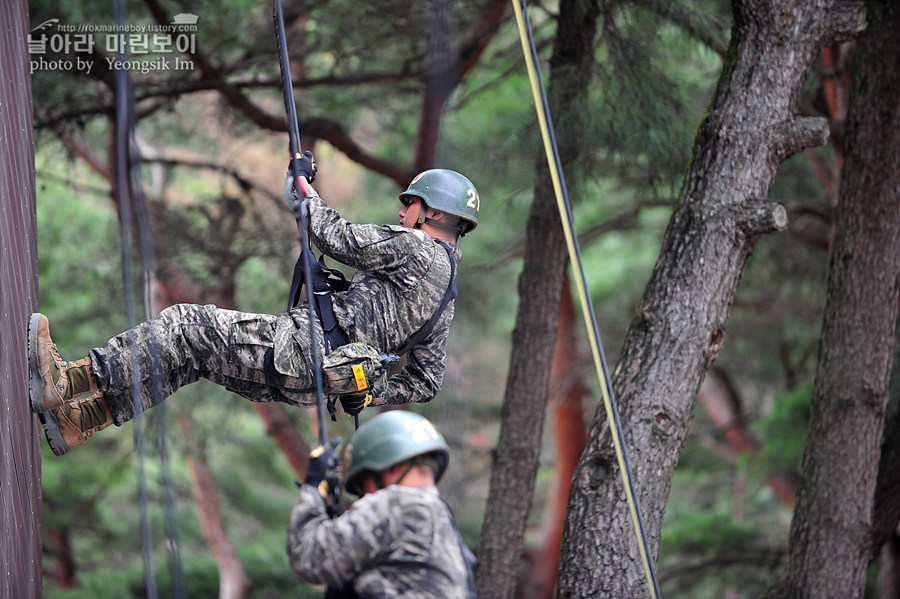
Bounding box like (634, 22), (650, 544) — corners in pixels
(25, 0), (900, 598)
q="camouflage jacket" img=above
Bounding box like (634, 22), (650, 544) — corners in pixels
(287, 484), (472, 598)
(276, 190), (461, 405)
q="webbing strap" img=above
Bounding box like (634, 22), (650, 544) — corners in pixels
(289, 239), (457, 362)
(287, 249), (351, 352)
(394, 240), (458, 357)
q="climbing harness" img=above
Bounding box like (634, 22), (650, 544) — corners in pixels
(511, 1), (662, 597)
(318, 238), (457, 421)
(112, 0), (184, 596)
(273, 0), (331, 445)
(287, 241), (458, 423)
(287, 251), (351, 352)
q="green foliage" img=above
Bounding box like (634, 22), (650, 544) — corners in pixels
(664, 511), (757, 552)
(662, 440), (792, 599)
(753, 384), (813, 476)
(573, 3), (723, 197)
(34, 147), (134, 353)
(43, 546), (321, 599)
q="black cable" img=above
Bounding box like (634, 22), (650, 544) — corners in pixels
(273, 0), (329, 445)
(112, 1), (185, 596)
(111, 0), (156, 590)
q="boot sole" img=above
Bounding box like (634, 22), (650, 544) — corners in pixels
(27, 313), (48, 414)
(36, 408), (70, 457)
(28, 313), (70, 456)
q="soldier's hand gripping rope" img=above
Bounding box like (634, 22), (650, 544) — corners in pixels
(338, 393), (373, 418)
(283, 150), (317, 219)
(297, 438), (344, 517)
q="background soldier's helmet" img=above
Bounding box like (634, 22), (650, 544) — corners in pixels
(400, 169), (480, 235)
(343, 411), (450, 496)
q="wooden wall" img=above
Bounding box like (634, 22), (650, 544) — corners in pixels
(0, 0), (43, 596)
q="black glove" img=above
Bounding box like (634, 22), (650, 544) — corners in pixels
(339, 393), (373, 418)
(324, 467), (345, 516)
(304, 437), (342, 489)
(290, 150), (317, 184)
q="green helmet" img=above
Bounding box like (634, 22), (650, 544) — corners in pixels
(400, 169), (480, 235)
(343, 411), (450, 496)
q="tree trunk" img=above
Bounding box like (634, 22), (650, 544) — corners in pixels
(769, 2), (900, 596)
(474, 1), (598, 597)
(520, 278), (587, 599)
(557, 1), (861, 596)
(475, 152), (569, 599)
(46, 529), (75, 589)
(178, 416), (251, 599)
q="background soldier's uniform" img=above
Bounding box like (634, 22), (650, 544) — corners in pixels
(287, 484), (472, 598)
(90, 191), (461, 425)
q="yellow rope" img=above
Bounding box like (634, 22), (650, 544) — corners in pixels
(510, 1), (660, 596)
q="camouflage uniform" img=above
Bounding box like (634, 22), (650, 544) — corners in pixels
(287, 484), (473, 598)
(91, 190), (461, 425)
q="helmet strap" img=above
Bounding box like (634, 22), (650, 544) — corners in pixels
(394, 462), (417, 486)
(423, 217), (462, 237)
(404, 199), (425, 230)
(371, 462), (415, 491)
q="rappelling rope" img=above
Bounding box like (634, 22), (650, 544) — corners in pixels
(273, 0), (330, 445)
(113, 0), (185, 596)
(510, 1), (662, 597)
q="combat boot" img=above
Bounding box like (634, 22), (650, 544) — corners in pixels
(28, 313), (98, 413)
(38, 392), (113, 457)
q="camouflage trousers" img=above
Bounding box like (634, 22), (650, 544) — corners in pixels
(90, 303), (324, 426)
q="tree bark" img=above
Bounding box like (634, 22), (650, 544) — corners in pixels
(557, 0), (861, 596)
(474, 151), (569, 599)
(769, 2), (900, 596)
(520, 278), (587, 599)
(0, 4), (43, 598)
(475, 1), (599, 597)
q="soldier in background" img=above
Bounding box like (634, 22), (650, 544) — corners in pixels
(27, 169), (480, 456)
(288, 410), (475, 599)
